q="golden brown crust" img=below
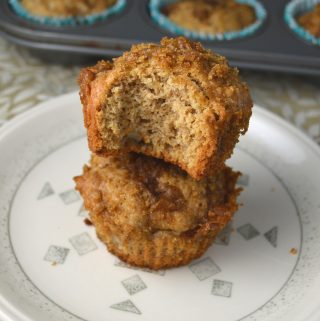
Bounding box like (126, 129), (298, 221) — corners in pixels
(162, 0), (256, 34)
(79, 61), (113, 153)
(21, 0), (116, 17)
(74, 153), (241, 269)
(78, 37), (252, 180)
(298, 4), (320, 38)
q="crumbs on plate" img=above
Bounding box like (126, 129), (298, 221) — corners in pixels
(290, 247), (298, 255)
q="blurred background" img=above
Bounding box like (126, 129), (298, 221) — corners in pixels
(0, 0), (319, 143)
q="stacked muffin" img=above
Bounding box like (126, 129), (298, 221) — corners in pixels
(75, 37), (253, 270)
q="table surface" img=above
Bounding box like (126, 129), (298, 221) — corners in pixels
(0, 37), (319, 145)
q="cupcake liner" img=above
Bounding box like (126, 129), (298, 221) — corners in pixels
(9, 0), (126, 27)
(149, 0), (267, 41)
(284, 0), (320, 46)
(92, 217), (227, 270)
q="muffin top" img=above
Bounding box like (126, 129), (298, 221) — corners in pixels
(80, 37), (252, 120)
(297, 4), (320, 38)
(21, 0), (116, 17)
(74, 153), (240, 234)
(162, 0), (256, 34)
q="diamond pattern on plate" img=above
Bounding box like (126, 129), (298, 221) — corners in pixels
(115, 260), (165, 276)
(69, 232), (97, 255)
(237, 174), (249, 186)
(211, 279), (233, 298)
(237, 223), (260, 240)
(78, 203), (88, 218)
(38, 182), (54, 200)
(264, 226), (278, 248)
(44, 245), (69, 264)
(121, 275), (147, 295)
(189, 257), (221, 281)
(215, 222), (233, 246)
(59, 189), (80, 205)
(110, 300), (141, 314)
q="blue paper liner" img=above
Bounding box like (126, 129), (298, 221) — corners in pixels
(149, 0), (267, 41)
(284, 0), (320, 46)
(9, 0), (126, 27)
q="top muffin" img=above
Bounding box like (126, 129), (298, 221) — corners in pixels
(162, 0), (256, 35)
(78, 37), (252, 180)
(21, 0), (116, 17)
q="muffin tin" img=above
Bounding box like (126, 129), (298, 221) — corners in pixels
(0, 0), (319, 75)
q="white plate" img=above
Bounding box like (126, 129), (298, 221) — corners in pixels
(0, 92), (320, 321)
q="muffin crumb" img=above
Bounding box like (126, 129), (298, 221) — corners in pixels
(84, 218), (93, 226)
(290, 247), (298, 255)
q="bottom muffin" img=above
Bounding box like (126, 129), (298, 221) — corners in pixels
(74, 154), (241, 270)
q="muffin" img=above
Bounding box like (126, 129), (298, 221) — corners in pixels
(149, 0), (266, 41)
(284, 0), (320, 46)
(297, 3), (320, 38)
(78, 37), (252, 180)
(20, 0), (117, 17)
(74, 153), (241, 270)
(161, 0), (256, 35)
(9, 0), (126, 26)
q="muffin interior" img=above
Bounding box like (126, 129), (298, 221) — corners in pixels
(97, 73), (215, 177)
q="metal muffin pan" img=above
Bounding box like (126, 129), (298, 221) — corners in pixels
(0, 0), (319, 75)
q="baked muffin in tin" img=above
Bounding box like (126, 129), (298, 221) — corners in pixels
(298, 4), (320, 38)
(285, 0), (320, 46)
(149, 0), (266, 41)
(9, 0), (126, 26)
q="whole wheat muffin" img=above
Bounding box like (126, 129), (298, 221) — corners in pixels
(78, 37), (252, 180)
(297, 4), (320, 38)
(21, 0), (116, 17)
(74, 153), (241, 270)
(162, 0), (256, 35)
